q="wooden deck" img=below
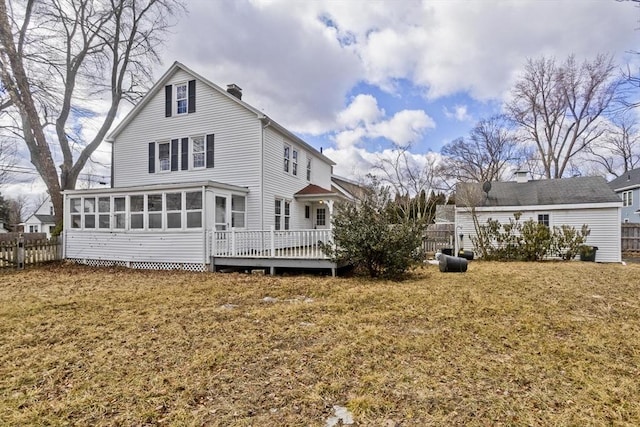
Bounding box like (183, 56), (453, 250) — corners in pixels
(211, 228), (342, 275)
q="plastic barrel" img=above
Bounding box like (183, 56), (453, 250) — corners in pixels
(439, 254), (468, 273)
(458, 250), (474, 260)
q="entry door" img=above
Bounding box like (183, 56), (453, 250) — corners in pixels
(215, 195), (228, 231)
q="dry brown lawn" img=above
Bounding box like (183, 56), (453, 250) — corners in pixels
(1, 261), (639, 426)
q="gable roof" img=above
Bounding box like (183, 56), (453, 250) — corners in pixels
(608, 167), (640, 191)
(457, 176), (621, 208)
(106, 61), (335, 166)
(34, 214), (55, 224)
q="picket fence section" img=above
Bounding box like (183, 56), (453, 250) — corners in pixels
(0, 235), (62, 269)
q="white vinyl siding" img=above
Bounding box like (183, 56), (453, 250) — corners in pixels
(455, 205), (621, 263)
(65, 231), (205, 264)
(262, 127), (333, 230)
(112, 69), (261, 230)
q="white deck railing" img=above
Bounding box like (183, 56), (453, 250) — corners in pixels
(212, 228), (332, 259)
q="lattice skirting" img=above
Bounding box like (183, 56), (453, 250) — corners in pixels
(67, 258), (207, 272)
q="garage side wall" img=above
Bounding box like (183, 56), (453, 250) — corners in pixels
(455, 206), (621, 263)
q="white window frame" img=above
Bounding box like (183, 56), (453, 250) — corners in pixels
(306, 157), (312, 181)
(113, 196), (126, 229)
(623, 190), (633, 207)
(185, 191), (203, 229)
(165, 192), (183, 229)
(191, 135), (205, 169)
(292, 149), (298, 176)
(175, 82), (188, 115)
(274, 198), (291, 230)
(284, 145), (290, 173)
(316, 207), (326, 226)
(98, 196), (111, 229)
(231, 195), (246, 228)
(157, 141), (171, 172)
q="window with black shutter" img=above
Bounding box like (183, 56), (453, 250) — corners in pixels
(188, 80), (196, 113)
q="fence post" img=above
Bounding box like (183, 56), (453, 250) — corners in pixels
(16, 235), (25, 270)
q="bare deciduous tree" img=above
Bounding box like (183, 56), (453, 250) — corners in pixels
(586, 113), (640, 177)
(507, 54), (620, 179)
(0, 0), (184, 224)
(440, 115), (520, 183)
(371, 146), (444, 225)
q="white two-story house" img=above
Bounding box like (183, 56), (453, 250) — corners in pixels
(63, 62), (351, 273)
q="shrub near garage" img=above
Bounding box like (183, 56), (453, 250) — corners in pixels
(471, 212), (590, 261)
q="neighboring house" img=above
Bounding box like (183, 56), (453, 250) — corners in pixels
(455, 172), (622, 263)
(63, 62), (353, 273)
(608, 168), (640, 223)
(22, 197), (56, 238)
(0, 222), (8, 233)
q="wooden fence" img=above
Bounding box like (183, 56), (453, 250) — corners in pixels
(622, 223), (640, 253)
(423, 223), (455, 253)
(0, 235), (62, 269)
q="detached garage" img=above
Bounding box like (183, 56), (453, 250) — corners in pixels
(455, 173), (622, 263)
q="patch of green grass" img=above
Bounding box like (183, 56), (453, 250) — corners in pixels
(1, 261), (639, 425)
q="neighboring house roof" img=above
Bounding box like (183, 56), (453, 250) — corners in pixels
(608, 167), (640, 191)
(34, 214), (55, 224)
(457, 176), (621, 208)
(331, 175), (366, 200)
(106, 61), (335, 166)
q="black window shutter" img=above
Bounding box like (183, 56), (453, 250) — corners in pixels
(148, 142), (155, 173)
(170, 139), (179, 171)
(206, 134), (214, 168)
(188, 80), (196, 113)
(181, 137), (189, 170)
(165, 85), (172, 117)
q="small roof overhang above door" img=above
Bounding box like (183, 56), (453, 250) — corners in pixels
(294, 184), (346, 202)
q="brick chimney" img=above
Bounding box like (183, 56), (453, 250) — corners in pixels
(226, 84), (242, 100)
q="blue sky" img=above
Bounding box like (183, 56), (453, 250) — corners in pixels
(4, 0), (640, 200)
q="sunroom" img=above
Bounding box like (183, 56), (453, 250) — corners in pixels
(63, 181), (250, 271)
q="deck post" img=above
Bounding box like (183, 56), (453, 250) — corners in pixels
(231, 227), (236, 256)
(270, 226), (275, 257)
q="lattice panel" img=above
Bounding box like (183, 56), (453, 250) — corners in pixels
(69, 258), (128, 268)
(68, 258), (206, 272)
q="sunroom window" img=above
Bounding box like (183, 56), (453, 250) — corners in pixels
(166, 193), (182, 229)
(186, 191), (202, 228)
(147, 194), (163, 229)
(130, 195), (144, 229)
(98, 197), (110, 229)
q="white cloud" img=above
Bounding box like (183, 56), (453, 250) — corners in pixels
(444, 105), (472, 122)
(370, 109), (436, 147)
(337, 94), (384, 129)
(332, 95), (435, 150)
